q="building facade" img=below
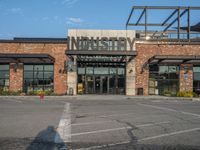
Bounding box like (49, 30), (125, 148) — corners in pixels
(0, 29), (200, 96)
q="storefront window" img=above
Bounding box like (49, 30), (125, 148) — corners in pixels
(193, 66), (200, 94)
(0, 64), (9, 91)
(149, 65), (179, 96)
(23, 64), (54, 93)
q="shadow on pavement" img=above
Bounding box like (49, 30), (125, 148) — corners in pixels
(69, 142), (200, 150)
(26, 126), (67, 150)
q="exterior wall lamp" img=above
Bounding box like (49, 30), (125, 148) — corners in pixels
(129, 69), (133, 73)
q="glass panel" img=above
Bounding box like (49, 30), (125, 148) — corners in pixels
(0, 65), (9, 91)
(0, 71), (9, 78)
(44, 65), (53, 71)
(169, 66), (178, 72)
(78, 68), (85, 74)
(44, 72), (53, 79)
(149, 65), (179, 96)
(24, 65), (34, 71)
(94, 67), (109, 75)
(24, 72), (34, 78)
(86, 76), (94, 94)
(159, 66), (168, 73)
(169, 73), (179, 79)
(118, 77), (125, 94)
(23, 64), (54, 93)
(194, 73), (200, 81)
(109, 76), (116, 94)
(0, 65), (9, 70)
(78, 75), (85, 94)
(34, 72), (43, 79)
(86, 67), (93, 74)
(149, 65), (158, 72)
(102, 76), (108, 94)
(95, 76), (101, 94)
(193, 67), (200, 73)
(118, 68), (125, 75)
(34, 65), (43, 71)
(110, 68), (117, 75)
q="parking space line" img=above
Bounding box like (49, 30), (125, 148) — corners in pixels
(54, 103), (71, 143)
(138, 103), (200, 117)
(75, 127), (200, 150)
(71, 121), (170, 137)
(72, 121), (114, 126)
(6, 99), (22, 103)
(139, 127), (200, 142)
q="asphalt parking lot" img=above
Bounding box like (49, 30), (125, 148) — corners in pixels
(0, 95), (200, 150)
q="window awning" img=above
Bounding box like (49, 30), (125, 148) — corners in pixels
(66, 50), (137, 63)
(142, 55), (200, 70)
(0, 53), (55, 63)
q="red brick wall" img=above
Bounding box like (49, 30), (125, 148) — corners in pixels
(9, 63), (23, 92)
(0, 42), (67, 94)
(179, 64), (193, 92)
(136, 43), (200, 95)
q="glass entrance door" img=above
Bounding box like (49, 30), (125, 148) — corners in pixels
(102, 76), (108, 94)
(95, 76), (101, 94)
(77, 63), (125, 95)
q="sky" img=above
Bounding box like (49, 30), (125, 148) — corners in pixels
(0, 0), (200, 39)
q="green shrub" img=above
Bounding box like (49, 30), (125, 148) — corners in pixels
(163, 91), (172, 97)
(193, 92), (198, 97)
(0, 90), (21, 96)
(176, 91), (194, 97)
(27, 90), (56, 96)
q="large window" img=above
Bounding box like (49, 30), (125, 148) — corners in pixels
(149, 65), (179, 95)
(193, 66), (200, 94)
(0, 64), (9, 91)
(23, 64), (54, 93)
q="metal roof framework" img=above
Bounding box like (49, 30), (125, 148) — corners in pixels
(66, 50), (137, 63)
(126, 6), (200, 40)
(0, 53), (55, 63)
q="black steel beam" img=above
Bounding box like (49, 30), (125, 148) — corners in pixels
(66, 50), (137, 56)
(145, 7), (147, 38)
(126, 8), (134, 27)
(132, 6), (200, 10)
(128, 23), (169, 26)
(163, 9), (188, 32)
(162, 9), (178, 26)
(136, 9), (145, 25)
(188, 7), (191, 40)
(178, 8), (180, 39)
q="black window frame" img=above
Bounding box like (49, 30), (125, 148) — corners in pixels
(23, 64), (54, 93)
(0, 64), (10, 91)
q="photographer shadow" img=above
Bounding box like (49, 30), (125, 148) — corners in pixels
(26, 126), (67, 150)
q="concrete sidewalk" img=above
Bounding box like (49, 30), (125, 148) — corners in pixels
(0, 95), (200, 101)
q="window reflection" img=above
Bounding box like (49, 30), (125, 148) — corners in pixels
(23, 64), (54, 93)
(0, 64), (9, 91)
(149, 65), (179, 96)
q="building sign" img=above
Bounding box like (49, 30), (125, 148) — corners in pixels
(67, 36), (135, 51)
(184, 74), (189, 80)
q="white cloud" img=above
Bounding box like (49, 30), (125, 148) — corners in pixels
(61, 0), (78, 7)
(5, 7), (23, 15)
(65, 17), (84, 25)
(42, 17), (50, 21)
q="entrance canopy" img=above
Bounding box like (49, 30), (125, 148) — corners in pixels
(66, 50), (137, 63)
(0, 53), (55, 63)
(144, 55), (200, 68)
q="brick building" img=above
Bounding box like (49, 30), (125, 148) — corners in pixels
(0, 6), (200, 96)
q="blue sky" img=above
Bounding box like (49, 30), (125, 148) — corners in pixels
(0, 0), (200, 39)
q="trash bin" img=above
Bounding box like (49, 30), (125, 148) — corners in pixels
(137, 88), (143, 95)
(69, 88), (73, 96)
